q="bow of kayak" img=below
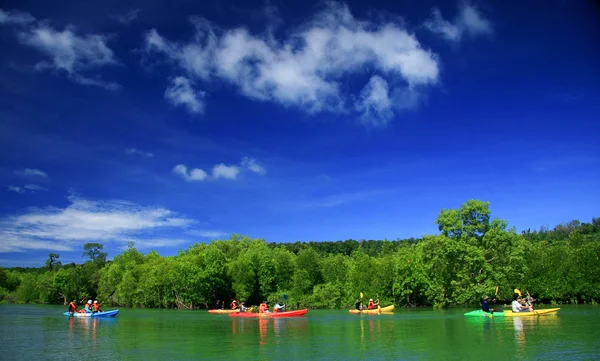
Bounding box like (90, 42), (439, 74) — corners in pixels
(349, 305), (395, 314)
(63, 310), (119, 317)
(229, 309), (308, 318)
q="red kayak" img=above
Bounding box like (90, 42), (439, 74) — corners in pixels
(229, 309), (308, 318)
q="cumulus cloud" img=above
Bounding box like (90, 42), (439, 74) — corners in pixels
(7, 185), (24, 193)
(212, 164), (240, 180)
(164, 76), (205, 114)
(173, 164), (209, 182)
(0, 9), (35, 25)
(424, 3), (492, 43)
(241, 157), (266, 175)
(0, 9), (121, 90)
(125, 148), (154, 158)
(355, 76), (394, 126)
(16, 168), (48, 178)
(0, 195), (193, 252)
(111, 9), (140, 25)
(24, 184), (48, 191)
(143, 1), (440, 125)
(187, 230), (229, 238)
(174, 157), (266, 182)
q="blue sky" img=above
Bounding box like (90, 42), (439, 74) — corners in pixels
(1, 0), (599, 267)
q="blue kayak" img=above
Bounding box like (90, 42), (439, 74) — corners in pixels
(63, 310), (119, 318)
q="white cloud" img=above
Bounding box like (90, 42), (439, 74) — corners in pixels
(143, 1), (440, 125)
(173, 164), (209, 182)
(356, 75), (394, 126)
(424, 3), (492, 43)
(174, 158), (266, 182)
(15, 21), (119, 90)
(112, 9), (140, 25)
(241, 157), (266, 175)
(119, 238), (189, 250)
(187, 230), (229, 238)
(24, 184), (48, 191)
(7, 185), (24, 193)
(125, 148), (154, 158)
(0, 195), (193, 252)
(16, 168), (48, 178)
(0, 9), (35, 25)
(212, 163), (240, 180)
(164, 76), (205, 114)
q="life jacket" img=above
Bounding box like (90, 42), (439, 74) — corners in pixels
(259, 303), (267, 313)
(93, 303), (100, 311)
(230, 301), (237, 310)
(368, 301), (375, 310)
(68, 302), (77, 312)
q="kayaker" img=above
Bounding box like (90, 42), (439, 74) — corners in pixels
(68, 300), (77, 313)
(230, 299), (238, 310)
(482, 296), (496, 313)
(93, 300), (103, 313)
(512, 294), (532, 313)
(239, 302), (249, 312)
(273, 302), (285, 313)
(83, 300), (93, 313)
(215, 300), (223, 309)
(367, 299), (379, 310)
(355, 299), (363, 310)
(259, 301), (270, 313)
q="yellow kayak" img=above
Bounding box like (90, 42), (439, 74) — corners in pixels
(349, 305), (395, 314)
(503, 308), (561, 317)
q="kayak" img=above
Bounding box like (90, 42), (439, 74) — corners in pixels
(464, 308), (560, 317)
(208, 306), (255, 314)
(229, 309), (308, 318)
(349, 305), (395, 314)
(63, 310), (119, 318)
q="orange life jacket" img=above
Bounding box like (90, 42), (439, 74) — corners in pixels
(93, 303), (100, 311)
(230, 301), (237, 310)
(68, 302), (77, 311)
(368, 301), (375, 310)
(259, 303), (267, 313)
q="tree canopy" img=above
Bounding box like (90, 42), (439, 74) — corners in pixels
(1, 200), (599, 309)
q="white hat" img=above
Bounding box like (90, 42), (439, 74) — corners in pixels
(87, 300), (92, 304)
(369, 299), (373, 301)
(93, 300), (98, 304)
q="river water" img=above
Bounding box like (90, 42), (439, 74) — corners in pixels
(0, 304), (598, 360)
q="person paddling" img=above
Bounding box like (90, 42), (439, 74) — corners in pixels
(273, 302), (285, 313)
(68, 300), (77, 314)
(93, 300), (103, 313)
(259, 301), (270, 313)
(367, 298), (379, 310)
(239, 302), (249, 313)
(511, 294), (532, 313)
(83, 300), (93, 313)
(482, 296), (496, 314)
(355, 299), (363, 310)
(230, 299), (238, 310)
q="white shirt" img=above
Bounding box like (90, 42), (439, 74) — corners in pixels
(511, 300), (522, 313)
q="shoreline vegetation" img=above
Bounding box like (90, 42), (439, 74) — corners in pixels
(1, 200), (598, 310)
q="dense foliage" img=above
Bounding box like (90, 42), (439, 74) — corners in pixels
(1, 200), (598, 309)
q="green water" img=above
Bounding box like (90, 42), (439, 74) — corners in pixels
(1, 305), (599, 360)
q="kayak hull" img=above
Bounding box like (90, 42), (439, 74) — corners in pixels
(464, 308), (560, 317)
(349, 305), (395, 314)
(229, 309), (308, 318)
(63, 310), (119, 318)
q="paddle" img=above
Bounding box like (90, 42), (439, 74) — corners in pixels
(359, 291), (364, 311)
(377, 294), (381, 312)
(525, 290), (539, 316)
(283, 294), (288, 310)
